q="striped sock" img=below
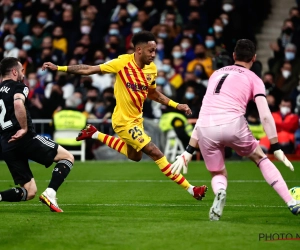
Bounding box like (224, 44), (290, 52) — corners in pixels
(94, 132), (128, 157)
(155, 156), (191, 190)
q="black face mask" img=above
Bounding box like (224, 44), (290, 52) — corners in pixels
(110, 43), (118, 50)
(284, 27), (293, 35)
(196, 52), (205, 58)
(144, 6), (154, 13)
(264, 82), (273, 88)
(88, 96), (97, 102)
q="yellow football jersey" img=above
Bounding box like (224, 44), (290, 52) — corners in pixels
(100, 53), (157, 125)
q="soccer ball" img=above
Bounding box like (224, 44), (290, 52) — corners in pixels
(289, 187), (300, 200)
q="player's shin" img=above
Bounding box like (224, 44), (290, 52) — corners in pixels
(155, 156), (191, 190)
(0, 187), (27, 202)
(258, 157), (293, 203)
(95, 132), (128, 157)
(48, 160), (73, 192)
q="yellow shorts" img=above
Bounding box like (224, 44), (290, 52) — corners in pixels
(112, 119), (151, 152)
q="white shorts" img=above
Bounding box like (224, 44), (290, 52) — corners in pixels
(196, 116), (259, 172)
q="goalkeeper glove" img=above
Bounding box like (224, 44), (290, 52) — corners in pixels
(273, 149), (294, 171)
(170, 151), (193, 175)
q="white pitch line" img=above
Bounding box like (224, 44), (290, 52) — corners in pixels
(0, 179), (298, 183)
(0, 203), (287, 208)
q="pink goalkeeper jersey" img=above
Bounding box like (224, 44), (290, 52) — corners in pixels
(198, 64), (266, 127)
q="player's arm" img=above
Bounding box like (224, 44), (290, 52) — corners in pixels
(255, 95), (294, 171)
(42, 62), (102, 75)
(8, 93), (27, 143)
(147, 88), (192, 115)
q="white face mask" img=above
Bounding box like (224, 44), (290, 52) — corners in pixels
(213, 25), (223, 33)
(222, 18), (229, 26)
(282, 70), (291, 79)
(223, 3), (233, 12)
(81, 25), (91, 34)
(297, 85), (300, 92)
(280, 106), (291, 116)
(180, 42), (190, 49)
(132, 27), (142, 34)
(28, 79), (37, 88)
(172, 51), (182, 59)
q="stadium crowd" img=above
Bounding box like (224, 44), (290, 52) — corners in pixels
(1, 0), (300, 158)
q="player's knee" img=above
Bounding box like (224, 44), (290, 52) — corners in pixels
(66, 152), (75, 164)
(130, 154), (142, 162)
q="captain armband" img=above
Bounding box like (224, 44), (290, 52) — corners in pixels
(186, 144), (196, 154)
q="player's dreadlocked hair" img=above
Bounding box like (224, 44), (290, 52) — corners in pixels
(0, 57), (20, 77)
(234, 39), (256, 63)
(131, 31), (156, 47)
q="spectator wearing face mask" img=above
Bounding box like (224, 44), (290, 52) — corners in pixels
(125, 21), (143, 50)
(181, 83), (202, 118)
(34, 10), (54, 34)
(270, 43), (300, 80)
(178, 37), (195, 64)
(155, 70), (176, 98)
(171, 45), (185, 75)
(110, 0), (138, 23)
(269, 19), (298, 62)
(262, 71), (282, 107)
(207, 18), (225, 50)
(260, 98), (298, 154)
(174, 24), (204, 47)
(160, 0), (183, 27)
(204, 34), (217, 57)
(274, 61), (298, 97)
(3, 34), (19, 58)
(10, 9), (30, 41)
(187, 43), (214, 77)
(90, 50), (114, 93)
(160, 58), (184, 89)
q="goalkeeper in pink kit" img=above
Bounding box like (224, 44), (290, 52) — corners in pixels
(171, 39), (299, 220)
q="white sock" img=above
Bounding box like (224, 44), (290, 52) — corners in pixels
(92, 131), (99, 139)
(187, 185), (195, 195)
(46, 188), (56, 196)
(287, 199), (297, 206)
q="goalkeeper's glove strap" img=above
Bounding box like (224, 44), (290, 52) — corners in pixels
(186, 144), (196, 154)
(270, 142), (280, 153)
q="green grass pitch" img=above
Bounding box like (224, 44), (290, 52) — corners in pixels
(0, 160), (299, 250)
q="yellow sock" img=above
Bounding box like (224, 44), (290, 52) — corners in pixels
(155, 156), (190, 190)
(96, 132), (128, 157)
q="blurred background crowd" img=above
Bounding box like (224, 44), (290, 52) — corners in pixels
(1, 0), (300, 158)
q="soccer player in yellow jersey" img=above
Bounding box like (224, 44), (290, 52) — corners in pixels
(42, 31), (207, 200)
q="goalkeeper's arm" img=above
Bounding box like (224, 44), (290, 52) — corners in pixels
(255, 96), (294, 171)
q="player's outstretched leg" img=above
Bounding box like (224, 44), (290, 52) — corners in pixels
(77, 124), (129, 158)
(39, 147), (74, 213)
(209, 173), (228, 221)
(144, 143), (208, 200)
(249, 146), (300, 215)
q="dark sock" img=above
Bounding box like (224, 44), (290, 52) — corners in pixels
(48, 160), (73, 191)
(0, 187), (27, 202)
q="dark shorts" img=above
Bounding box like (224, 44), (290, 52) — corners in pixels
(3, 135), (58, 185)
